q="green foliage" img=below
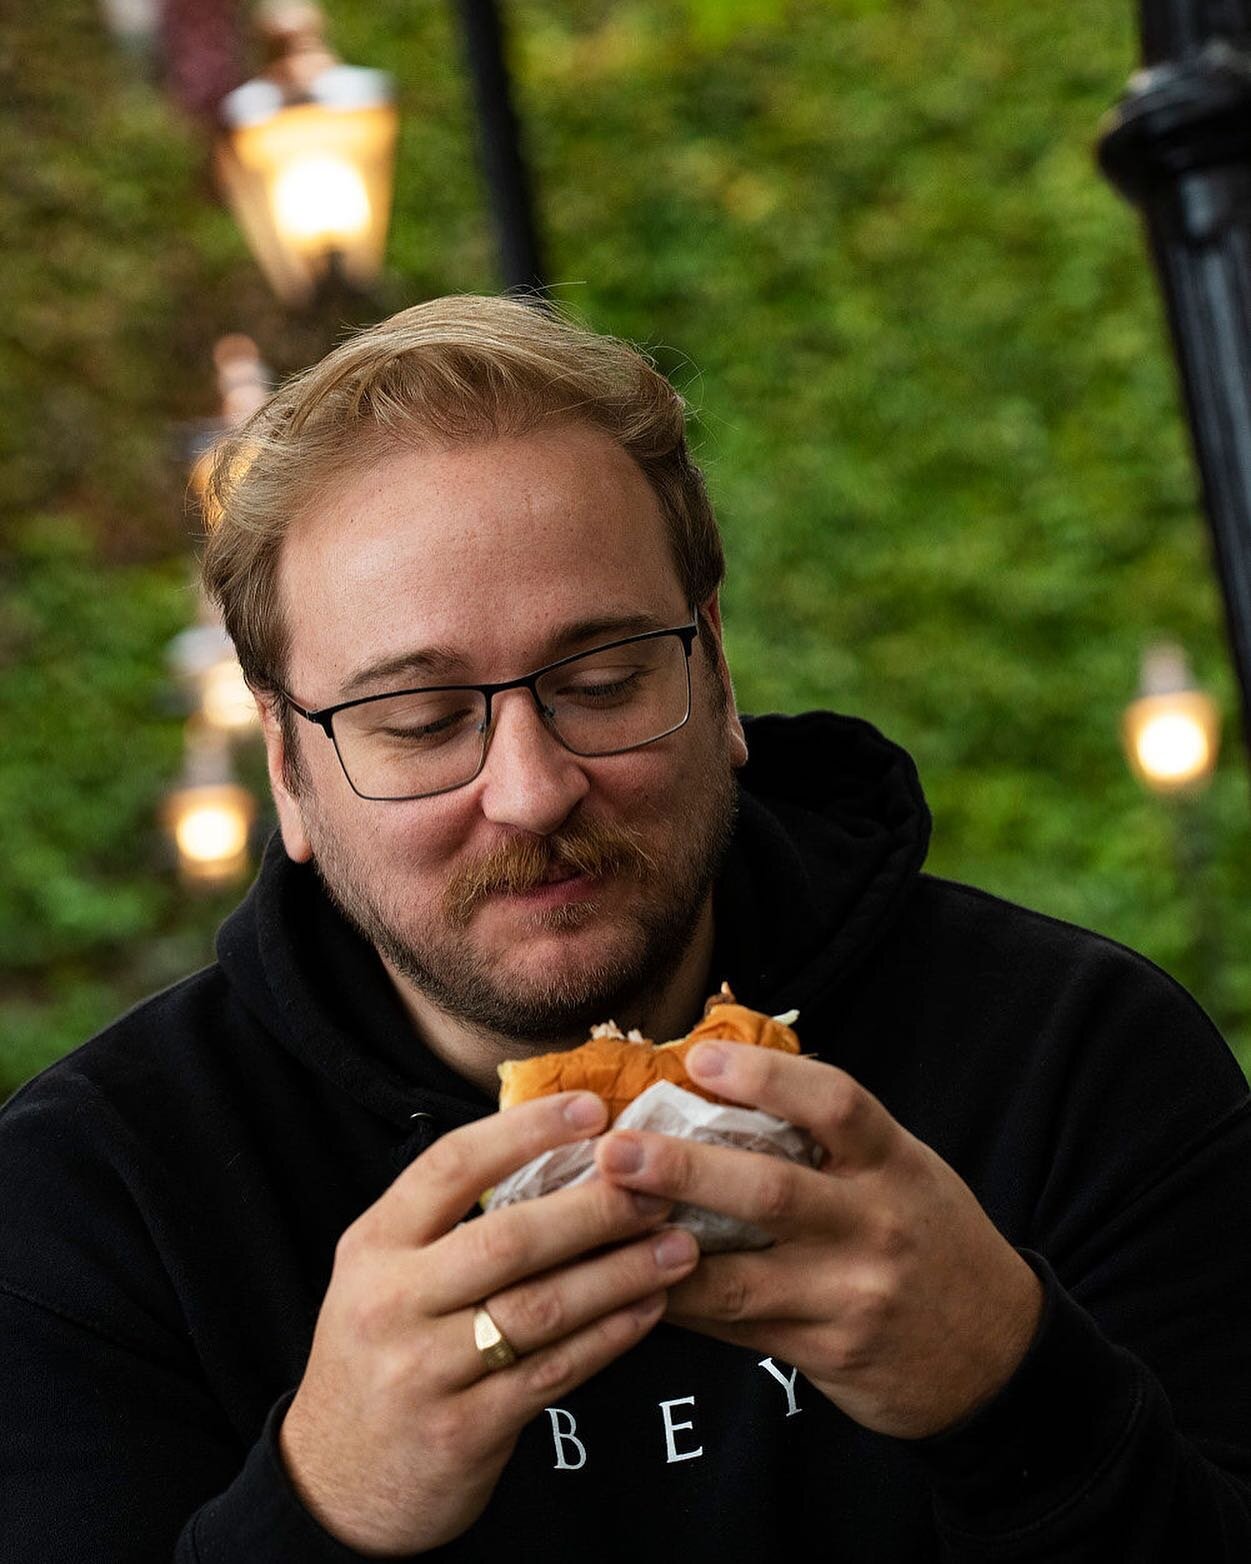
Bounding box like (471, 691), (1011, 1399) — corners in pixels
(4, 0), (1250, 1094)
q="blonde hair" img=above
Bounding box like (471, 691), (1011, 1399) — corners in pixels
(201, 293), (724, 703)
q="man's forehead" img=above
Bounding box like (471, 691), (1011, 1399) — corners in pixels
(285, 425), (668, 576)
(278, 426), (686, 698)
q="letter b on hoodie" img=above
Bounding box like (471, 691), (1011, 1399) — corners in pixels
(546, 1407), (587, 1470)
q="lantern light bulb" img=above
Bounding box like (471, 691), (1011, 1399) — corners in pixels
(175, 800), (250, 866)
(271, 154), (371, 246)
(1121, 644), (1221, 796)
(1134, 712), (1211, 788)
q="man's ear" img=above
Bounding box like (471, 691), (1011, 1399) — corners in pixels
(698, 593), (749, 769)
(257, 695), (313, 863)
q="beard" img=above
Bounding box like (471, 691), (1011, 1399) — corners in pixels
(304, 738), (739, 1047)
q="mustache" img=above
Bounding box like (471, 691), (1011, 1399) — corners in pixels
(444, 818), (657, 927)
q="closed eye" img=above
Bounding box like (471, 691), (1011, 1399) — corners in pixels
(378, 708), (478, 743)
(570, 675), (639, 699)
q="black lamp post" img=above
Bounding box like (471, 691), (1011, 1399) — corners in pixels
(1098, 3), (1251, 770)
(452, 0), (547, 297)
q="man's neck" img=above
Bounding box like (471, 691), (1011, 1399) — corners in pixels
(379, 905), (718, 1100)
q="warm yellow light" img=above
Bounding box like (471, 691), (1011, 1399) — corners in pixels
(202, 658), (259, 732)
(217, 91), (398, 306)
(1135, 711), (1211, 786)
(176, 800), (250, 865)
(272, 153), (371, 246)
(1123, 684), (1221, 795)
(165, 781), (257, 885)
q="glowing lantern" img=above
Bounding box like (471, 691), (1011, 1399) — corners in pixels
(1123, 643), (1221, 795)
(215, 1), (398, 308)
(163, 727), (257, 886)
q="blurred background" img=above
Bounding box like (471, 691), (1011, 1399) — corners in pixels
(4, 0), (1250, 1097)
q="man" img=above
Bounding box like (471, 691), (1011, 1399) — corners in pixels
(3, 294), (1251, 1562)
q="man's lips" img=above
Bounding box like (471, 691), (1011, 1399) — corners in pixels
(490, 867), (601, 907)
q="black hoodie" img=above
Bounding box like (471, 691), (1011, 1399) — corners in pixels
(4, 712), (1251, 1561)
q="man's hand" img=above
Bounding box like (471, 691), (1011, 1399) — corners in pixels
(280, 1091), (699, 1557)
(593, 1043), (1043, 1441)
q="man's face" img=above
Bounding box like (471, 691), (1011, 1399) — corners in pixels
(267, 420), (746, 1045)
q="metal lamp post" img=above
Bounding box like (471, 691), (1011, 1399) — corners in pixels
(215, 0), (399, 308)
(452, 0), (547, 296)
(1098, 2), (1251, 771)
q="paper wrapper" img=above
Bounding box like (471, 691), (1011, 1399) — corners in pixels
(483, 1080), (822, 1252)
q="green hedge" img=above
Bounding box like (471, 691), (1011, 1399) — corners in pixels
(4, 0), (1249, 1096)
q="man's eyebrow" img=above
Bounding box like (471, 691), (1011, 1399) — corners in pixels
(550, 611), (677, 650)
(339, 611), (682, 698)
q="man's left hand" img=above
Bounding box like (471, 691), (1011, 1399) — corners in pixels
(592, 1041), (1044, 1440)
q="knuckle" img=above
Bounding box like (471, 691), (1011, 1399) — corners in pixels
(710, 1270), (750, 1322)
(820, 1079), (864, 1140)
(333, 1221), (365, 1270)
(522, 1346), (574, 1398)
(420, 1133), (471, 1190)
(506, 1282), (565, 1341)
(347, 1280), (407, 1345)
(421, 1400), (470, 1460)
(751, 1162), (795, 1226)
(375, 1342), (423, 1401)
(752, 1049), (780, 1093)
(468, 1216), (528, 1277)
(596, 1179), (636, 1226)
(844, 1264), (897, 1341)
(869, 1204), (911, 1261)
(661, 1139), (693, 1192)
(825, 1330), (872, 1375)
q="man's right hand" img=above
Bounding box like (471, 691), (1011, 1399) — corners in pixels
(278, 1091), (698, 1557)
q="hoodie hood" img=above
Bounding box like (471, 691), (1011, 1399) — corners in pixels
(215, 710), (930, 1127)
(713, 710), (930, 1014)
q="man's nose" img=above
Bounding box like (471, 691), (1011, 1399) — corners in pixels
(476, 688), (591, 834)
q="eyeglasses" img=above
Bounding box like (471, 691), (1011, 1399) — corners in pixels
(285, 616), (700, 801)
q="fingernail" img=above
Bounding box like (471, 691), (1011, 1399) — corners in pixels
(687, 1042), (727, 1078)
(654, 1229), (698, 1269)
(564, 1093), (605, 1130)
(630, 1192), (670, 1218)
(601, 1133), (644, 1174)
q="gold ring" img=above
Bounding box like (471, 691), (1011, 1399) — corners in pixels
(473, 1304), (518, 1371)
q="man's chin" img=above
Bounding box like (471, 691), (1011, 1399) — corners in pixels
(468, 907), (645, 999)
(389, 910), (674, 1045)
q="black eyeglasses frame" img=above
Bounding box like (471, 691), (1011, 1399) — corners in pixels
(283, 614), (701, 802)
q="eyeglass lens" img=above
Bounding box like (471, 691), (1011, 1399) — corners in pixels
(331, 632), (692, 799)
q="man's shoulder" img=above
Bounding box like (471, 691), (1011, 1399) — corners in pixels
(895, 872), (1244, 1095)
(0, 964), (249, 1346)
(913, 871), (1204, 992)
(1, 962), (239, 1137)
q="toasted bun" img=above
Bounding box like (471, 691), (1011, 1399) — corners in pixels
(497, 987), (800, 1124)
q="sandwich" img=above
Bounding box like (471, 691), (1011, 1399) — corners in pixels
(497, 983), (801, 1123)
(485, 985), (811, 1250)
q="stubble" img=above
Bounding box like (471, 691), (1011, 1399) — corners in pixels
(305, 746), (738, 1046)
